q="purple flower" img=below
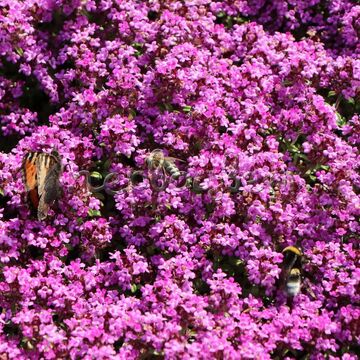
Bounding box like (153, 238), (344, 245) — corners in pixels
(0, 0), (359, 358)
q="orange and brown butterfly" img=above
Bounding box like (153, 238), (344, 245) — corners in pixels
(22, 150), (62, 220)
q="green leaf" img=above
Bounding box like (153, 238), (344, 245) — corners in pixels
(0, 188), (4, 196)
(282, 79), (293, 86)
(132, 43), (143, 57)
(336, 112), (346, 126)
(129, 109), (137, 119)
(250, 286), (260, 296)
(80, 9), (90, 17)
(132, 42), (143, 49)
(164, 103), (173, 112)
(296, 153), (308, 160)
(305, 168), (314, 176)
(234, 16), (248, 24)
(182, 105), (192, 113)
(15, 47), (24, 56)
(88, 209), (101, 217)
(288, 144), (300, 153)
(346, 97), (355, 105)
(229, 257), (243, 267)
(130, 284), (138, 293)
(234, 259), (243, 266)
(103, 159), (112, 170)
(328, 90), (337, 97)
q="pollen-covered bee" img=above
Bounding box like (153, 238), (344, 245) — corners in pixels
(146, 149), (183, 179)
(282, 246), (302, 297)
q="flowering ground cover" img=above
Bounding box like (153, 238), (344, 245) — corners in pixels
(0, 0), (359, 358)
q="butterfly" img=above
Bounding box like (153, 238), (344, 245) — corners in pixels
(22, 151), (62, 220)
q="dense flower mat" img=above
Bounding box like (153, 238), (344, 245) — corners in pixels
(0, 0), (359, 359)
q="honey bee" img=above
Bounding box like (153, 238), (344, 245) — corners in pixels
(146, 149), (183, 179)
(282, 246), (302, 297)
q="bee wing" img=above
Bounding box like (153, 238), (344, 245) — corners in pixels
(303, 278), (316, 299)
(164, 157), (185, 163)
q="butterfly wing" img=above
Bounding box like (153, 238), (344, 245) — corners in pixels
(23, 153), (40, 209)
(36, 153), (62, 220)
(23, 153), (38, 191)
(23, 151), (62, 220)
(43, 160), (62, 203)
(37, 193), (50, 221)
(36, 153), (53, 197)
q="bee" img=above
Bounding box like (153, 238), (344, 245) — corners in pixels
(282, 246), (302, 297)
(146, 149), (183, 179)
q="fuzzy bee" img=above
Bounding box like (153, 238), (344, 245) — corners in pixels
(282, 246), (302, 297)
(146, 149), (183, 179)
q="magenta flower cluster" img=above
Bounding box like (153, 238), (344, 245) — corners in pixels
(0, 0), (359, 359)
